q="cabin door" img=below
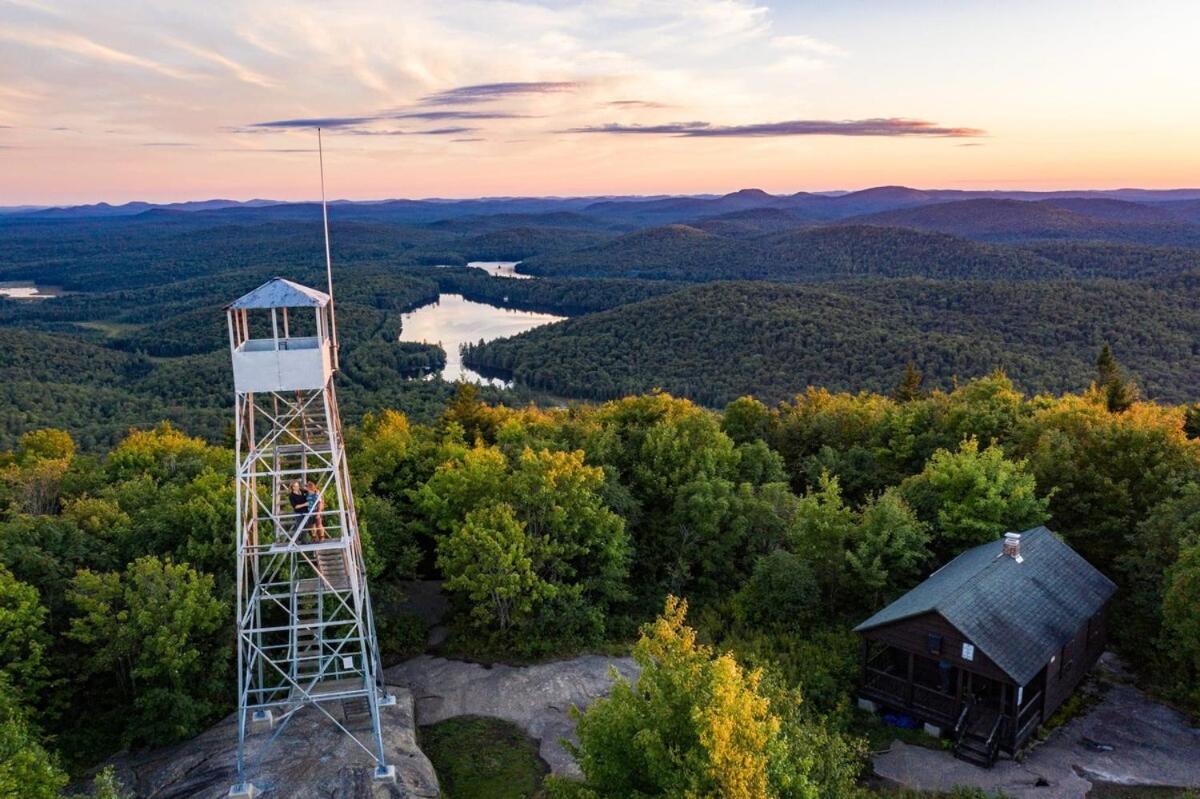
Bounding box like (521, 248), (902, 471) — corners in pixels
(964, 672), (1002, 710)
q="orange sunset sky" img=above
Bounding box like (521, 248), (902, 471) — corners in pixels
(2, 0), (1198, 204)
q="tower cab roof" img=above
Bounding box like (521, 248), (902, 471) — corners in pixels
(228, 277), (330, 310)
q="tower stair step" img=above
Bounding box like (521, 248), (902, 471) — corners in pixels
(341, 696), (370, 722)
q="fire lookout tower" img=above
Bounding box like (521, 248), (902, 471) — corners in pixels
(226, 277), (394, 796)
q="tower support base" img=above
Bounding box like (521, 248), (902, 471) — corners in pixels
(229, 782), (259, 798)
(374, 765), (397, 783)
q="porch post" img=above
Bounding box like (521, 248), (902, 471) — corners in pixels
(906, 652), (914, 707)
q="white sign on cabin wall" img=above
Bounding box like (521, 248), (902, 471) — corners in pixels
(961, 642), (975, 661)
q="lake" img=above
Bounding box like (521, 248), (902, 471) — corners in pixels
(398, 293), (564, 386)
(0, 282), (59, 300)
(437, 261), (534, 280)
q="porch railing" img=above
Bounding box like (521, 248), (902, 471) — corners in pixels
(862, 668), (957, 725)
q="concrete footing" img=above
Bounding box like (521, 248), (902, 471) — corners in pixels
(377, 693), (397, 708)
(857, 697), (879, 713)
(229, 782), (259, 798)
(923, 722), (943, 738)
(373, 765), (397, 783)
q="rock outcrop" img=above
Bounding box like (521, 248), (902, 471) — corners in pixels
(385, 654), (639, 776)
(89, 687), (438, 799)
(84, 652), (639, 796)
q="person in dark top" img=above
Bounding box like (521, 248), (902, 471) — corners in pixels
(289, 481), (309, 543)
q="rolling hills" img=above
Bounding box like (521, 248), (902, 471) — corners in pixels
(463, 279), (1200, 406)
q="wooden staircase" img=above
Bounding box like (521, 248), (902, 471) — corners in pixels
(954, 705), (1002, 768)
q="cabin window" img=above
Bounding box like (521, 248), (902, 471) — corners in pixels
(926, 633), (942, 656)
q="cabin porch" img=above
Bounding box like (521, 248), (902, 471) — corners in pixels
(859, 641), (1045, 766)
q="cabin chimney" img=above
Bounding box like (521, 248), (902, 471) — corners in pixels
(1003, 532), (1024, 563)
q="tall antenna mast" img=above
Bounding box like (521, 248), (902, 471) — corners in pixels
(318, 128), (339, 370)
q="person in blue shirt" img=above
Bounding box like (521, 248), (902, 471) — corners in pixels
(305, 479), (328, 542)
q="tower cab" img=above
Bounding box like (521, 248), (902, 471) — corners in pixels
(227, 278), (335, 394)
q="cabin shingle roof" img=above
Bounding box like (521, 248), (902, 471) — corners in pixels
(854, 527), (1116, 685)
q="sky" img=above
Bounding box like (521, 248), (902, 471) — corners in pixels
(1, 0), (1199, 204)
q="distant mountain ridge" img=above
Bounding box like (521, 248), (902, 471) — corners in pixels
(11, 185), (1200, 224)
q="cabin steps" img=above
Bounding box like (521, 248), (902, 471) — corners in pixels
(953, 735), (995, 767)
(953, 708), (1002, 768)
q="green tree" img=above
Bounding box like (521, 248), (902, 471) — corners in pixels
(788, 473), (856, 611)
(89, 766), (133, 799)
(892, 362), (925, 402)
(1017, 395), (1199, 573)
(105, 423), (225, 484)
(723, 396), (771, 445)
(1095, 343), (1138, 413)
(0, 566), (51, 707)
(437, 503), (550, 632)
(1184, 404), (1200, 440)
(939, 370), (1026, 451)
(67, 556), (228, 745)
(846, 489), (931, 609)
(733, 551), (820, 633)
(1161, 542), (1200, 713)
(1119, 484), (1200, 661)
(0, 676), (66, 799)
(554, 597), (824, 799)
(901, 438), (1049, 558)
(0, 428), (77, 517)
(423, 445), (628, 648)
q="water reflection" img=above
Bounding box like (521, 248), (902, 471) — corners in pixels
(0, 283), (57, 300)
(398, 293), (564, 386)
(436, 261), (534, 280)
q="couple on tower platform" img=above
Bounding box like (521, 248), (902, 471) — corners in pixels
(288, 479), (327, 543)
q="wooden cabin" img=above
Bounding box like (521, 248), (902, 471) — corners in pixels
(854, 527), (1115, 767)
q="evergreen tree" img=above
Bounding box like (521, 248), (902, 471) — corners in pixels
(892, 361), (926, 402)
(1095, 343), (1138, 413)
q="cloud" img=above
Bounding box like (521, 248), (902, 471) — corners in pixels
(607, 99), (668, 109)
(567, 118), (985, 138)
(165, 38), (278, 88)
(770, 34), (847, 58)
(389, 110), (528, 120)
(246, 107), (523, 130)
(323, 126), (478, 136)
(421, 81), (579, 105)
(142, 141), (193, 147)
(249, 116), (376, 129)
(451, 137), (484, 143)
(0, 28), (196, 80)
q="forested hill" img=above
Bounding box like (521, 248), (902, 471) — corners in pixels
(519, 223), (1200, 282)
(463, 279), (1200, 406)
(850, 198), (1200, 246)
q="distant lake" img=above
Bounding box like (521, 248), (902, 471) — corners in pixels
(437, 261), (535, 280)
(0, 282), (59, 300)
(399, 293), (564, 386)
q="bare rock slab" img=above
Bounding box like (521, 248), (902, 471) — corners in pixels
(93, 688), (438, 799)
(385, 654), (639, 777)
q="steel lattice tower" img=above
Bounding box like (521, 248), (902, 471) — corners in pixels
(227, 278), (394, 797)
